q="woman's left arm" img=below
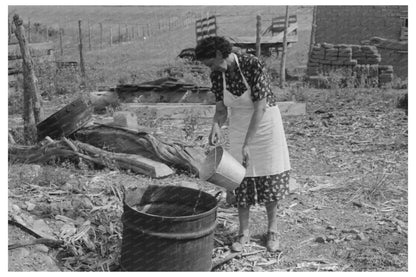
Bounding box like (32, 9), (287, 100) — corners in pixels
(242, 98), (267, 167)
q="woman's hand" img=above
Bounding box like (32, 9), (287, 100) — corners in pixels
(209, 123), (223, 146)
(242, 144), (250, 168)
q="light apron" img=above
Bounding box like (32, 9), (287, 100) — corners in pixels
(223, 53), (291, 177)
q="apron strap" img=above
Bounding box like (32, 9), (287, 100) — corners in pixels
(222, 53), (251, 94)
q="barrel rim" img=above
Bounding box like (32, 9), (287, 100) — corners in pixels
(123, 185), (218, 220)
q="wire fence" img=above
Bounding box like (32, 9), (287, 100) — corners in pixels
(8, 13), (200, 59)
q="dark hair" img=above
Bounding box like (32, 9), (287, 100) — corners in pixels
(195, 36), (232, 61)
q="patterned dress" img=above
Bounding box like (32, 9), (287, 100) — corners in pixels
(210, 53), (290, 207)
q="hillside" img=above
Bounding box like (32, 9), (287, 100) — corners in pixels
(8, 5), (313, 86)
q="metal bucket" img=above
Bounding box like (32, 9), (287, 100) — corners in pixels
(120, 185), (219, 271)
(200, 146), (246, 191)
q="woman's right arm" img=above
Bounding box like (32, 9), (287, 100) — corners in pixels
(213, 101), (228, 127)
(209, 101), (228, 145)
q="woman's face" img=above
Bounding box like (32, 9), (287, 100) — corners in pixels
(201, 51), (227, 72)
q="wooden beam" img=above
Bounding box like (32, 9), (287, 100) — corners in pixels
(124, 102), (306, 119)
(279, 6), (289, 88)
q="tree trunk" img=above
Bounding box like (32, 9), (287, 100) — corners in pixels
(13, 14), (44, 143)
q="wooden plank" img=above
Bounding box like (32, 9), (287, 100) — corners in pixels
(228, 23), (298, 45)
(125, 101), (306, 119)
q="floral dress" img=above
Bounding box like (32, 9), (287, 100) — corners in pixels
(210, 53), (290, 207)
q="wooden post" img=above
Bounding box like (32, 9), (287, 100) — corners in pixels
(44, 26), (48, 42)
(279, 6), (289, 88)
(8, 19), (12, 43)
(125, 24), (128, 41)
(142, 26), (145, 38)
(131, 25), (134, 40)
(256, 15), (261, 57)
(100, 22), (103, 48)
(147, 24), (150, 37)
(136, 24), (139, 39)
(78, 20), (86, 83)
(28, 18), (31, 43)
(110, 27), (113, 46)
(59, 28), (63, 56)
(308, 5), (318, 67)
(118, 24), (121, 43)
(13, 14), (44, 143)
(88, 20), (92, 51)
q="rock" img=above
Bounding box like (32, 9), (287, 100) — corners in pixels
(315, 236), (326, 243)
(34, 244), (49, 253)
(25, 201), (36, 211)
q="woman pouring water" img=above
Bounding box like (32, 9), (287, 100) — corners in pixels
(195, 36), (291, 252)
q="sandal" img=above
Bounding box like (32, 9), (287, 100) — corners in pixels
(230, 233), (250, 252)
(266, 231), (281, 252)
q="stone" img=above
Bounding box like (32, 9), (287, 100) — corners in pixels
(25, 201), (36, 211)
(315, 236), (326, 243)
(34, 244), (49, 253)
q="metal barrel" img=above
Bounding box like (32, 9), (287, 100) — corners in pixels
(121, 185), (218, 271)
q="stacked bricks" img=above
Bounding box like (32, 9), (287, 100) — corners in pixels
(352, 45), (382, 64)
(378, 65), (394, 86)
(308, 43), (358, 76)
(308, 43), (394, 87)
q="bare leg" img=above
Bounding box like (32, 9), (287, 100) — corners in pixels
(265, 201), (278, 232)
(238, 205), (250, 236)
(265, 200), (280, 251)
(231, 205), (250, 252)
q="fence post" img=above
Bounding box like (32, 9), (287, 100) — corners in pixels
(110, 26), (113, 46)
(256, 15), (261, 57)
(44, 26), (48, 41)
(279, 6), (289, 88)
(100, 22), (103, 48)
(88, 20), (92, 51)
(59, 27), (63, 56)
(13, 14), (45, 143)
(147, 24), (150, 37)
(118, 24), (121, 43)
(78, 20), (86, 84)
(308, 5), (317, 68)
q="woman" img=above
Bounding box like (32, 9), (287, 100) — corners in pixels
(195, 36), (291, 252)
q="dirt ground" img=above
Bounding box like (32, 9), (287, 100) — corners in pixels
(8, 88), (408, 272)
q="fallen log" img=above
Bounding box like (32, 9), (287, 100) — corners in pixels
(72, 123), (206, 176)
(8, 138), (174, 178)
